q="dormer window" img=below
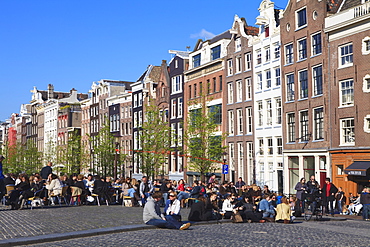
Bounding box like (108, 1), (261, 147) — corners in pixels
(265, 25), (269, 38)
(193, 54), (201, 68)
(211, 45), (221, 60)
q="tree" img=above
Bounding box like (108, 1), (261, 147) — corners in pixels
(183, 95), (227, 182)
(138, 101), (172, 180)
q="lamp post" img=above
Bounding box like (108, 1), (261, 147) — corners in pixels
(114, 141), (119, 180)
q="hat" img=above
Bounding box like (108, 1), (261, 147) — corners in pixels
(0, 155), (5, 159)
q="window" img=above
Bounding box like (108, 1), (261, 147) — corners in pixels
(277, 137), (282, 155)
(228, 110), (234, 135)
(213, 77), (217, 93)
(337, 165), (344, 175)
(236, 80), (242, 102)
(245, 77), (252, 100)
(200, 81), (203, 95)
(266, 99), (272, 126)
(237, 109), (243, 135)
(188, 85), (192, 99)
(300, 110), (309, 142)
(227, 82), (233, 104)
(211, 45), (221, 60)
(314, 107), (324, 140)
(235, 37), (241, 52)
(265, 25), (270, 38)
(275, 68), (281, 86)
(265, 46), (270, 62)
(299, 70), (308, 99)
(258, 139), (264, 155)
(227, 59), (233, 76)
(287, 113), (296, 142)
(219, 76), (223, 91)
(267, 138), (273, 155)
(245, 52), (252, 70)
(296, 7), (307, 28)
(285, 44), (293, 64)
(266, 70), (271, 89)
(171, 99), (176, 118)
(209, 104), (222, 125)
(193, 54), (201, 68)
(362, 37), (370, 55)
(236, 56), (242, 73)
(178, 122), (183, 146)
(363, 75), (370, 92)
(258, 101), (263, 126)
(339, 43), (353, 67)
(178, 97), (183, 117)
(171, 123), (176, 147)
(286, 73), (295, 101)
(274, 44), (280, 59)
(257, 73), (262, 91)
(364, 115), (370, 133)
(313, 65), (323, 96)
(256, 49), (262, 65)
(246, 107), (252, 134)
(276, 97), (282, 124)
(194, 84), (197, 98)
(341, 118), (355, 145)
(312, 33), (322, 56)
(172, 75), (182, 93)
(298, 38), (307, 60)
(340, 79), (354, 106)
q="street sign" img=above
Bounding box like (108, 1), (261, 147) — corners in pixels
(222, 164), (229, 174)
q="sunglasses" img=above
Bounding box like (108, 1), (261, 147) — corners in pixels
(169, 194), (175, 197)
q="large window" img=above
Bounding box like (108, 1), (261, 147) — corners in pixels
(193, 54), (201, 68)
(341, 118), (355, 145)
(246, 107), (252, 134)
(245, 77), (252, 100)
(286, 73), (295, 101)
(267, 138), (273, 155)
(277, 137), (282, 155)
(313, 107), (324, 140)
(178, 97), (183, 117)
(258, 101), (263, 127)
(211, 45), (221, 60)
(236, 80), (242, 102)
(257, 73), (262, 91)
(227, 59), (233, 76)
(256, 49), (262, 65)
(209, 104), (222, 125)
(227, 82), (233, 104)
(339, 43), (353, 67)
(287, 113), (295, 143)
(313, 65), (323, 96)
(296, 7), (307, 28)
(300, 110), (309, 141)
(275, 97), (282, 124)
(266, 99), (272, 126)
(275, 67), (281, 86)
(237, 108), (243, 135)
(340, 79), (354, 106)
(312, 33), (322, 56)
(236, 56), (242, 73)
(299, 70), (308, 99)
(172, 75), (182, 93)
(228, 110), (234, 135)
(298, 38), (307, 60)
(285, 44), (294, 64)
(265, 46), (270, 62)
(171, 99), (176, 118)
(245, 52), (252, 70)
(266, 70), (271, 89)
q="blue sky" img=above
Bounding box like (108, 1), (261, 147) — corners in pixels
(0, 0), (288, 120)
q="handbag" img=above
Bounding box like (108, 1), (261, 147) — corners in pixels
(232, 212), (243, 223)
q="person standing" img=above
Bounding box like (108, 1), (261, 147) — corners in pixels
(322, 178), (338, 216)
(360, 187), (370, 221)
(0, 156), (5, 198)
(295, 178), (307, 213)
(40, 162), (53, 181)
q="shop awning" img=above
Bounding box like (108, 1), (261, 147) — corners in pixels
(344, 161), (370, 176)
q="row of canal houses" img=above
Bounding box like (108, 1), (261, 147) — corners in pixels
(1, 0), (370, 195)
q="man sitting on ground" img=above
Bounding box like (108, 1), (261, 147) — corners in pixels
(143, 191), (191, 230)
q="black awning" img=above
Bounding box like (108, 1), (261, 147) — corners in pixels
(344, 161), (370, 176)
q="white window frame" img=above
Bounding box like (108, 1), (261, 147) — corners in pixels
(266, 70), (271, 89)
(299, 110), (309, 142)
(363, 74), (370, 93)
(312, 65), (323, 96)
(246, 107), (252, 134)
(256, 49), (262, 65)
(227, 59), (233, 76)
(227, 82), (234, 104)
(171, 99), (176, 119)
(364, 114), (370, 133)
(245, 52), (252, 71)
(311, 32), (322, 56)
(362, 36), (370, 55)
(340, 118), (355, 145)
(339, 43), (353, 68)
(275, 67), (281, 86)
(245, 77), (252, 100)
(296, 7), (307, 29)
(285, 43), (294, 65)
(235, 37), (241, 52)
(228, 110), (234, 135)
(286, 73), (295, 102)
(178, 97), (183, 118)
(236, 56), (242, 73)
(297, 38), (307, 61)
(257, 101), (263, 127)
(340, 79), (354, 106)
(275, 97), (282, 124)
(313, 107), (324, 140)
(257, 73), (262, 91)
(299, 69), (308, 99)
(266, 99), (272, 126)
(237, 108), (243, 135)
(236, 80), (242, 102)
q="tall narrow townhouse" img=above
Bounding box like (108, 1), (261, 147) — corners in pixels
(225, 15), (258, 184)
(280, 0), (341, 194)
(81, 97), (92, 174)
(131, 65), (161, 179)
(251, 0), (283, 192)
(107, 87), (133, 178)
(325, 0), (370, 194)
(168, 51), (189, 181)
(87, 80), (130, 174)
(184, 30), (232, 183)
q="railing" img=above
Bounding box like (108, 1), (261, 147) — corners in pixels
(354, 1), (370, 18)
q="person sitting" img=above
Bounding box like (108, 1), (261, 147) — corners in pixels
(164, 191), (181, 222)
(143, 192), (190, 230)
(177, 181), (201, 207)
(188, 196), (207, 222)
(121, 177), (138, 206)
(203, 193), (221, 221)
(8, 174), (31, 209)
(276, 197), (295, 224)
(93, 175), (111, 203)
(259, 194), (275, 222)
(222, 194), (237, 219)
(234, 196), (264, 223)
(19, 174), (45, 209)
(176, 179), (185, 192)
(347, 194), (362, 215)
(218, 181), (231, 199)
(160, 180), (173, 206)
(45, 174), (63, 205)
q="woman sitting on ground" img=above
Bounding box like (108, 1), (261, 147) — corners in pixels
(164, 191), (182, 222)
(188, 195), (207, 221)
(276, 196), (295, 223)
(234, 195), (264, 223)
(222, 194), (237, 219)
(203, 193), (222, 220)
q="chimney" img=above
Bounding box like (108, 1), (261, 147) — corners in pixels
(48, 84), (54, 99)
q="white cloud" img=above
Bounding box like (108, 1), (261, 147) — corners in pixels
(190, 29), (215, 40)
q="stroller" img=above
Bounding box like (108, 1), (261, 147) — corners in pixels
(303, 192), (323, 221)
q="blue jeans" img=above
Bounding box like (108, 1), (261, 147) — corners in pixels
(263, 210), (275, 218)
(177, 191), (190, 201)
(124, 188), (136, 198)
(165, 215), (182, 229)
(362, 204), (370, 220)
(337, 200), (343, 213)
(146, 218), (178, 229)
(141, 192), (151, 206)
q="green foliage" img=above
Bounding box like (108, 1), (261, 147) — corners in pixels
(183, 96), (227, 181)
(138, 102), (172, 179)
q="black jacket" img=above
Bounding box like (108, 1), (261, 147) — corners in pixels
(322, 183), (338, 200)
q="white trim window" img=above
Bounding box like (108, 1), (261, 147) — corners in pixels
(265, 46), (270, 62)
(228, 110), (234, 135)
(171, 99), (176, 119)
(245, 52), (252, 71)
(285, 43), (294, 65)
(364, 114), (370, 133)
(266, 70), (271, 89)
(296, 7), (307, 29)
(339, 43), (353, 67)
(299, 110), (309, 142)
(237, 108), (243, 135)
(298, 38), (307, 60)
(236, 56), (242, 74)
(363, 74), (370, 93)
(172, 75), (182, 94)
(236, 80), (243, 102)
(286, 73), (295, 101)
(362, 36), (370, 55)
(227, 82), (234, 104)
(266, 99), (272, 126)
(256, 49), (262, 65)
(299, 69), (308, 99)
(246, 107), (253, 134)
(178, 122), (183, 146)
(275, 97), (282, 124)
(312, 32), (322, 56)
(313, 65), (323, 96)
(341, 118), (355, 145)
(257, 101), (263, 127)
(227, 59), (233, 76)
(237, 142), (244, 178)
(274, 43), (280, 59)
(235, 37), (241, 52)
(313, 107), (324, 140)
(287, 112), (295, 143)
(275, 67), (281, 86)
(178, 97), (183, 118)
(245, 77), (252, 100)
(340, 79), (354, 106)
(257, 73), (263, 91)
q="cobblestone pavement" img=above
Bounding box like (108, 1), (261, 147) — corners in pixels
(0, 204), (190, 240)
(28, 219), (370, 247)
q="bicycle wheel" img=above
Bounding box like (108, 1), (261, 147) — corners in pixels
(304, 203), (313, 221)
